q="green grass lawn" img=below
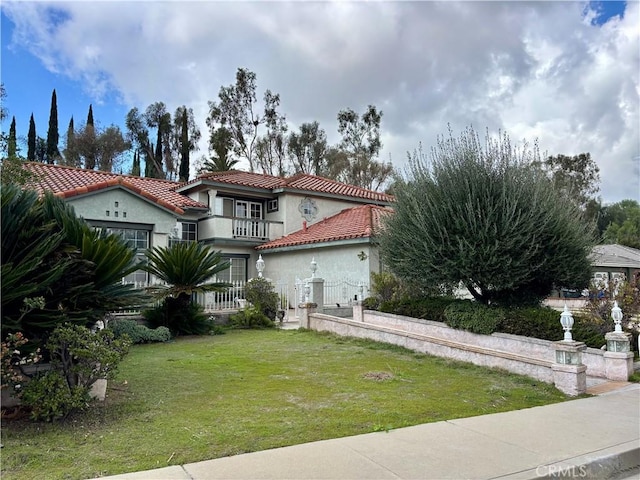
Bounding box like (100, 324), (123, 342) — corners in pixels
(1, 329), (568, 480)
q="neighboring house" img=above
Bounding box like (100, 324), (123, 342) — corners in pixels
(23, 163), (393, 295)
(589, 244), (640, 287)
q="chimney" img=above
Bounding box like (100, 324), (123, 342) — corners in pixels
(303, 220), (307, 232)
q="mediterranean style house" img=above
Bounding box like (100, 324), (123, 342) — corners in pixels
(23, 162), (393, 302)
(22, 162), (634, 307)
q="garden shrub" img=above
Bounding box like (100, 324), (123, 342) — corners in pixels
(375, 295), (607, 348)
(362, 296), (381, 310)
(229, 305), (275, 329)
(370, 272), (407, 303)
(444, 301), (504, 335)
(110, 319), (171, 344)
(20, 370), (89, 422)
(1, 332), (42, 396)
(245, 277), (280, 321)
(19, 323), (130, 421)
(144, 300), (212, 336)
(498, 307), (606, 348)
(379, 296), (458, 323)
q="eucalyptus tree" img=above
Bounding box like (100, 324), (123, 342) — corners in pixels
(334, 105), (393, 190)
(287, 121), (328, 175)
(379, 126), (595, 307)
(535, 153), (600, 210)
(207, 68), (284, 172)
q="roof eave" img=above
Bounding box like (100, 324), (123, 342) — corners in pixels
(256, 236), (372, 253)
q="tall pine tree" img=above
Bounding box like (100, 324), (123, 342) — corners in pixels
(27, 114), (36, 161)
(46, 89), (60, 163)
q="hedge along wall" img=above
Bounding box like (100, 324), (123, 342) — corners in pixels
(307, 309), (608, 382)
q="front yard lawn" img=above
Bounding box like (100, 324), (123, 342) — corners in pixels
(1, 329), (568, 480)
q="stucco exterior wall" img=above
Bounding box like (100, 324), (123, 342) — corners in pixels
(67, 188), (179, 248)
(278, 193), (376, 235)
(258, 243), (377, 307)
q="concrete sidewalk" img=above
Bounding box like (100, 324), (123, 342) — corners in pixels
(90, 383), (640, 480)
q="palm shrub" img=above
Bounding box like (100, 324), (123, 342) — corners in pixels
(143, 242), (231, 335)
(1, 185), (144, 340)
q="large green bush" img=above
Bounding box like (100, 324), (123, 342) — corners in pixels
(379, 126), (595, 307)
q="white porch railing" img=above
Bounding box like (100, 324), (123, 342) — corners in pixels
(113, 277), (365, 320)
(201, 280), (247, 311)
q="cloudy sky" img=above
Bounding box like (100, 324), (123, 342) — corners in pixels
(1, 1), (638, 203)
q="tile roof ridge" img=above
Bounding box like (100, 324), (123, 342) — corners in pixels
(26, 161), (182, 185)
(284, 172), (392, 196)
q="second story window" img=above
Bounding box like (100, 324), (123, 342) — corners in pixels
(267, 198), (278, 212)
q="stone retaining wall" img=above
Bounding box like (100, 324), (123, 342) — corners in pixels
(307, 308), (610, 385)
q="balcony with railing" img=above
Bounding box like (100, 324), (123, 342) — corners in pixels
(198, 216), (283, 242)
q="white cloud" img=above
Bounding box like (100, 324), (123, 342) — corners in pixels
(2, 0), (638, 202)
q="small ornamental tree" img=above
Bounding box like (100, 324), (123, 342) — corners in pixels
(379, 126), (596, 307)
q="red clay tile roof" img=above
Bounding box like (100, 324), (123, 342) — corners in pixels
(257, 204), (393, 250)
(194, 170), (286, 190)
(190, 170), (393, 204)
(23, 162), (207, 215)
(282, 173), (393, 203)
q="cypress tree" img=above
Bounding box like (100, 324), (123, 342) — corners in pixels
(152, 128), (162, 178)
(131, 150), (141, 176)
(46, 89), (60, 163)
(179, 111), (189, 182)
(87, 104), (94, 127)
(84, 105), (96, 169)
(27, 114), (36, 161)
(8, 116), (17, 158)
(63, 116), (80, 167)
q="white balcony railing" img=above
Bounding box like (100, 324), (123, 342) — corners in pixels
(232, 218), (268, 240)
(198, 216), (283, 242)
